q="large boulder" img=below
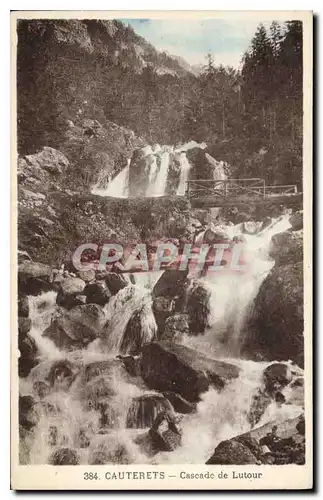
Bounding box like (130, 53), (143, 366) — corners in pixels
(269, 230), (303, 266)
(187, 282), (211, 335)
(119, 303), (157, 355)
(56, 277), (86, 309)
(42, 303), (105, 349)
(152, 270), (189, 301)
(140, 342), (240, 402)
(263, 363), (292, 395)
(24, 147), (69, 176)
(206, 414), (305, 465)
(84, 281), (111, 305)
(148, 411), (182, 452)
(18, 333), (39, 377)
(18, 261), (53, 295)
(206, 438), (258, 465)
(245, 262), (304, 366)
(126, 394), (174, 428)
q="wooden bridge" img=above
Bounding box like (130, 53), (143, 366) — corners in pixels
(185, 178), (302, 208)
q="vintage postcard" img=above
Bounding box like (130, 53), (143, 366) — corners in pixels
(11, 10), (313, 490)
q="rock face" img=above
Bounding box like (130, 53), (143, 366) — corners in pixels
(43, 304), (105, 349)
(140, 342), (240, 402)
(245, 262), (304, 366)
(206, 414), (305, 465)
(269, 230), (303, 266)
(18, 261), (53, 295)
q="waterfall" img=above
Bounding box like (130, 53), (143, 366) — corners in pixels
(176, 153), (191, 196)
(92, 160), (130, 197)
(183, 215), (292, 357)
(145, 151), (170, 197)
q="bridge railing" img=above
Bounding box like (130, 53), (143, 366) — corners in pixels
(265, 185), (298, 196)
(186, 178), (266, 199)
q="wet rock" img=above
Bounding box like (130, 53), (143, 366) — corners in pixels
(56, 290), (87, 309)
(82, 376), (117, 411)
(152, 296), (175, 333)
(290, 210), (303, 231)
(49, 448), (80, 465)
(163, 391), (197, 414)
(18, 317), (32, 337)
(162, 314), (189, 342)
(141, 342), (240, 402)
(126, 394), (174, 429)
(229, 414), (306, 465)
(152, 270), (189, 300)
(117, 355), (141, 377)
(148, 411), (182, 452)
(46, 359), (77, 389)
(77, 269), (96, 282)
(245, 262), (304, 366)
(78, 429), (91, 448)
(18, 261), (53, 295)
(120, 304), (157, 355)
(18, 295), (29, 318)
(269, 230), (303, 266)
(187, 282), (211, 335)
(105, 272), (128, 295)
(33, 380), (51, 399)
(19, 395), (37, 430)
(89, 439), (134, 465)
(43, 304), (105, 349)
(82, 359), (126, 384)
(84, 281), (111, 305)
(206, 438), (258, 465)
(263, 363), (292, 395)
(248, 389), (272, 427)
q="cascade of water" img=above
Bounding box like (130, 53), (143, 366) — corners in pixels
(92, 160), (130, 197)
(183, 215), (292, 357)
(176, 153), (191, 196)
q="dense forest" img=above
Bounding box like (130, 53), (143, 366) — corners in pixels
(17, 19), (303, 187)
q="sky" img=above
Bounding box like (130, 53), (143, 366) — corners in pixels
(123, 19), (274, 69)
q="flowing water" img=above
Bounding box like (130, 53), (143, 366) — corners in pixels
(21, 143), (303, 465)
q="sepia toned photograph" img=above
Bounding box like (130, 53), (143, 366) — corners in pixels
(11, 10), (312, 490)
